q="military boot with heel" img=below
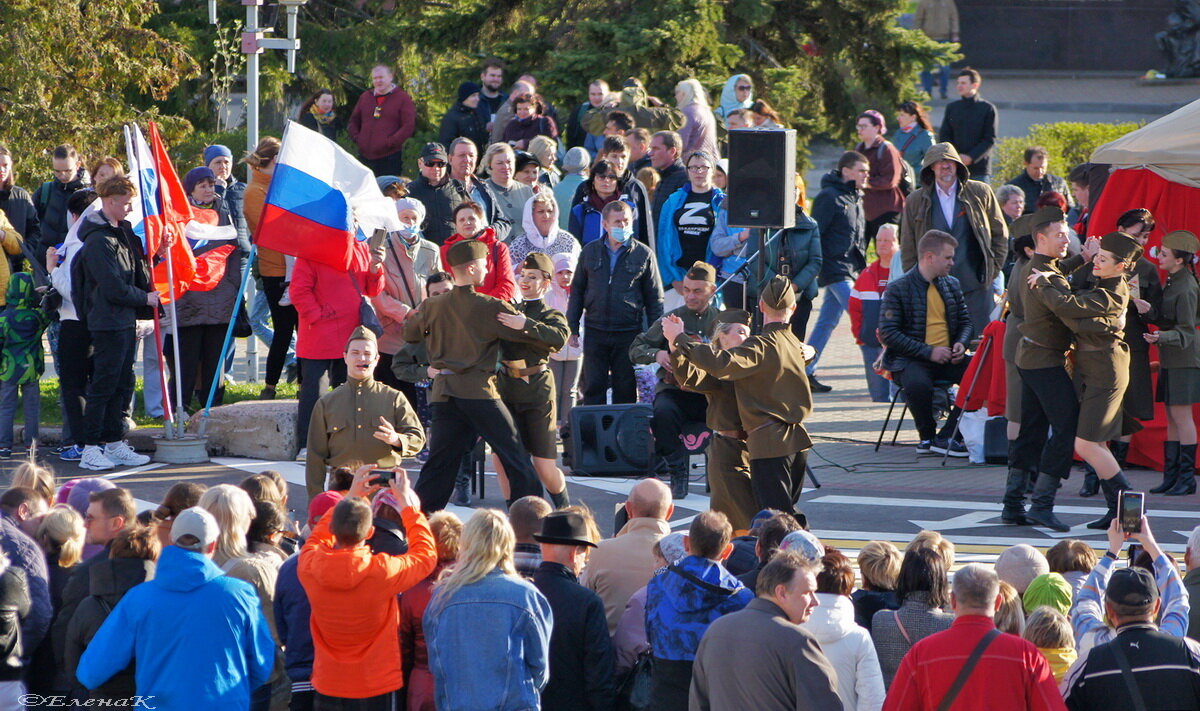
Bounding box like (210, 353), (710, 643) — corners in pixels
(1025, 473), (1070, 532)
(1150, 441), (1180, 494)
(1001, 468), (1031, 525)
(1086, 473), (1131, 529)
(1167, 444), (1197, 496)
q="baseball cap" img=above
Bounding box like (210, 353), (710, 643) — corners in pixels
(171, 507), (220, 548)
(1106, 566), (1158, 607)
(420, 142), (448, 163)
(308, 491), (344, 526)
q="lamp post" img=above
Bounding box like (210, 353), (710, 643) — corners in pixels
(206, 0), (306, 382)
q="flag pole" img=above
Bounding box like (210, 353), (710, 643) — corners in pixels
(199, 244), (255, 435)
(163, 227), (188, 439)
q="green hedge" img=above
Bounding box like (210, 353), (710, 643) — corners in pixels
(990, 121), (1143, 186)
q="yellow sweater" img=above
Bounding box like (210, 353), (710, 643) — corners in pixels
(0, 211), (24, 306)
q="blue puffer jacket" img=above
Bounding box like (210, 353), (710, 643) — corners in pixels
(645, 555), (752, 662)
(0, 514), (49, 657)
(76, 545), (276, 711)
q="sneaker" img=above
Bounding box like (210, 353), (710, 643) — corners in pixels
(0, 448), (11, 460)
(104, 440), (150, 466)
(279, 284), (292, 307)
(807, 375), (833, 393)
(916, 440), (934, 454)
(415, 448), (430, 464)
(80, 445), (116, 471)
(259, 385), (277, 400)
(931, 437), (969, 458)
(295, 447), (307, 462)
(58, 444), (83, 462)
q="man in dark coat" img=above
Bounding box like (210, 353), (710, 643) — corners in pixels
(691, 550), (842, 711)
(1005, 146), (1072, 215)
(806, 150), (869, 392)
(532, 511), (616, 711)
(879, 229), (973, 456)
(0, 150), (40, 273)
(405, 143), (470, 246)
(938, 67), (999, 181)
(439, 83), (491, 154)
(33, 144), (90, 268)
(446, 138), (512, 242)
(650, 131), (689, 224)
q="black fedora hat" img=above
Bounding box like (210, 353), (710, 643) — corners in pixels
(533, 511), (597, 548)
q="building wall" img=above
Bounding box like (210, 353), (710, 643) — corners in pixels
(956, 0), (1174, 72)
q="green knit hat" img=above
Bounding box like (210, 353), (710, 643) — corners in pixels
(1022, 572), (1074, 616)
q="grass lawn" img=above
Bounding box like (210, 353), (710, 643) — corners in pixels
(30, 379), (299, 427)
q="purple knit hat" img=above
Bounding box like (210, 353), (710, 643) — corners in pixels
(859, 109), (887, 135)
(66, 477), (117, 516)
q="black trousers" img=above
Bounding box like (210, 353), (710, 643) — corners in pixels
(58, 319), (92, 447)
(314, 690), (395, 711)
(751, 449), (809, 514)
(1013, 365), (1079, 479)
(417, 398), (539, 512)
(83, 328), (137, 445)
(261, 276), (298, 387)
(896, 358), (969, 441)
(167, 324), (228, 413)
(296, 358), (347, 445)
(790, 295), (814, 342)
(361, 151), (405, 179)
(581, 328), (639, 405)
(652, 389), (708, 473)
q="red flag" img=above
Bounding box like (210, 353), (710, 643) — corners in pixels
(146, 122), (198, 301)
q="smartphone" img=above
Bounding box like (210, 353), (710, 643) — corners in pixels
(1127, 543), (1144, 562)
(369, 469), (395, 487)
(614, 502), (630, 533)
(1119, 490), (1144, 534)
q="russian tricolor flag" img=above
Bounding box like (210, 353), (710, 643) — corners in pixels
(256, 120), (400, 270)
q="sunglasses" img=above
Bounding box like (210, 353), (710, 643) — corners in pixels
(595, 174), (618, 180)
(425, 161), (446, 168)
(736, 85), (751, 91)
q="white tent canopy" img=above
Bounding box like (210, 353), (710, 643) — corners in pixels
(1092, 97), (1200, 189)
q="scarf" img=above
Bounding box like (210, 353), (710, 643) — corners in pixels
(309, 103), (336, 126)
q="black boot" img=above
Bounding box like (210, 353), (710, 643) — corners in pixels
(1167, 444), (1197, 496)
(1078, 470), (1100, 497)
(1111, 440), (1131, 469)
(670, 471), (690, 499)
(1086, 473), (1131, 529)
(548, 486), (571, 508)
(1150, 441), (1181, 494)
(1001, 468), (1030, 525)
(1026, 473), (1070, 532)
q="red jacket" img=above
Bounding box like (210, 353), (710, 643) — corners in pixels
(883, 615), (1066, 711)
(955, 319), (1007, 416)
(849, 258), (891, 346)
(291, 242), (385, 359)
(440, 228), (517, 302)
(348, 87), (417, 160)
(299, 505), (437, 699)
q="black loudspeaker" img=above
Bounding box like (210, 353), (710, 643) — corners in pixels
(727, 128), (797, 228)
(568, 403), (654, 476)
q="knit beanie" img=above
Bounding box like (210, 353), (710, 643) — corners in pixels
(658, 532), (687, 565)
(204, 144), (234, 166)
(563, 147), (590, 175)
(1022, 572), (1074, 615)
(995, 544), (1050, 594)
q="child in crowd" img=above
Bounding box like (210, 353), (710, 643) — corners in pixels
(0, 273), (52, 458)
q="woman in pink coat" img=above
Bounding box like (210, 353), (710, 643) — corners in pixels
(290, 240), (384, 451)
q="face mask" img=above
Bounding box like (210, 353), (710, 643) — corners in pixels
(399, 224), (421, 241)
(609, 226), (632, 243)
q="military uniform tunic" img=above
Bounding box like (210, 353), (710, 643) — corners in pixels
(1154, 270), (1200, 405)
(305, 376), (425, 498)
(497, 298), (570, 460)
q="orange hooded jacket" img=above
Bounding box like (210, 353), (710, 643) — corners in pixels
(299, 503), (437, 699)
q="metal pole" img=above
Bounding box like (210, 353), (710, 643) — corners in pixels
(164, 237), (188, 439)
(243, 1), (261, 383)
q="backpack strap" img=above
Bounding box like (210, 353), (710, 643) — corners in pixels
(667, 563), (736, 596)
(936, 628), (1000, 711)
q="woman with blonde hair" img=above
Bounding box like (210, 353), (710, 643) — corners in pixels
(37, 504), (86, 604)
(13, 461), (55, 507)
(200, 484), (291, 709)
(674, 78), (718, 161)
(425, 509), (552, 711)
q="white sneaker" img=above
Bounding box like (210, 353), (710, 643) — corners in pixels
(104, 440), (150, 466)
(295, 447), (307, 462)
(80, 445), (115, 471)
(279, 284), (292, 307)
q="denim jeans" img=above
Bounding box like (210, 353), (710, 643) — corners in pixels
(140, 329), (164, 418)
(0, 379), (38, 448)
(806, 280), (853, 375)
(860, 345), (891, 402)
(921, 41), (952, 97)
